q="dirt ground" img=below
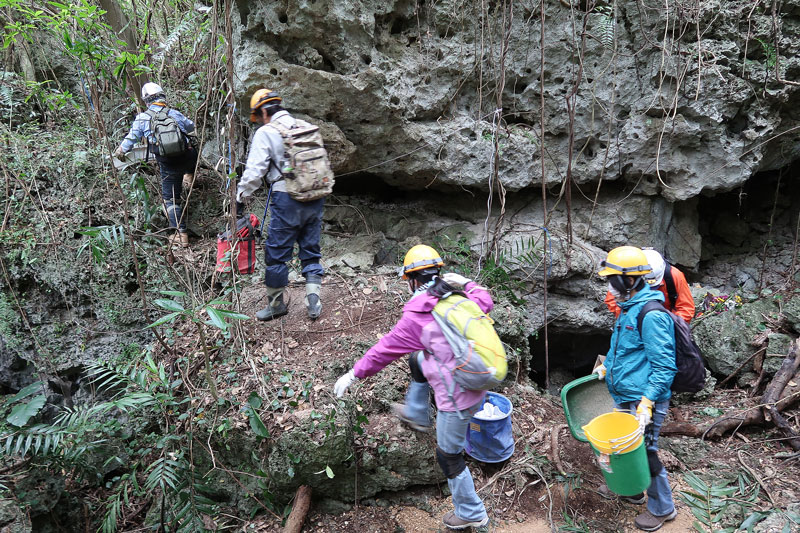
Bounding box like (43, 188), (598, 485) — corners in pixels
(166, 249), (800, 533)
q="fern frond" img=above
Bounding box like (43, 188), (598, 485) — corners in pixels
(145, 457), (182, 492)
(1, 424), (67, 459)
(152, 15), (196, 62)
(101, 490), (122, 533)
(592, 4), (615, 51)
(0, 85), (13, 109)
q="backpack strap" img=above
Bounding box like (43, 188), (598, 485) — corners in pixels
(663, 263), (678, 309)
(636, 300), (668, 336)
(264, 122), (295, 179)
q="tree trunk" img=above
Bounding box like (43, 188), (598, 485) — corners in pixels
(98, 0), (144, 105)
(283, 485), (312, 533)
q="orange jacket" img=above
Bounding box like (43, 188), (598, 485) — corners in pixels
(604, 265), (695, 323)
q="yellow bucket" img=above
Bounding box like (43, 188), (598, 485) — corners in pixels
(581, 412), (643, 454)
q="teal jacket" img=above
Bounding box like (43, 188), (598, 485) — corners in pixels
(605, 284), (677, 404)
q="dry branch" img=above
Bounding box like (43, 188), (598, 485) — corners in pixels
(283, 485), (312, 533)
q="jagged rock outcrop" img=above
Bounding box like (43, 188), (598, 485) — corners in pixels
(232, 0), (800, 201)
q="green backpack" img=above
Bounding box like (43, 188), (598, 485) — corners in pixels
(145, 107), (187, 158)
(430, 293), (508, 391)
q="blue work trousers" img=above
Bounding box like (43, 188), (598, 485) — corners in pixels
(617, 399), (675, 517)
(264, 191), (324, 288)
(404, 375), (487, 524)
(157, 149), (196, 232)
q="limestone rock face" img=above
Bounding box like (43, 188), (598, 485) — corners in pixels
(232, 0), (800, 200)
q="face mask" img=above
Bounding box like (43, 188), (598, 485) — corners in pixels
(608, 282), (626, 302)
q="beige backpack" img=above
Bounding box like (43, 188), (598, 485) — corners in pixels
(268, 120), (334, 202)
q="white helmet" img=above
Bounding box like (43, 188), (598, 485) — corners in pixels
(643, 248), (666, 286)
(141, 82), (164, 100)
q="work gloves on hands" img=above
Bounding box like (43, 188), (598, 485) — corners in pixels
(593, 364), (606, 381)
(334, 370), (357, 397)
(235, 201), (246, 216)
(113, 147), (127, 161)
(442, 272), (471, 289)
(636, 396), (654, 428)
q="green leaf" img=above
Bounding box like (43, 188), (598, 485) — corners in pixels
(7, 395), (46, 427)
(247, 393), (262, 409)
(9, 381), (44, 403)
(218, 310), (250, 321)
(325, 466), (334, 479)
(205, 306), (228, 330)
(153, 298), (184, 312)
(146, 312), (180, 328)
(246, 407), (269, 438)
(159, 290), (186, 297)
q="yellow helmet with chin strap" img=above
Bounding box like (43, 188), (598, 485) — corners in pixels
(249, 88), (282, 122)
(598, 246), (652, 277)
(402, 245), (443, 280)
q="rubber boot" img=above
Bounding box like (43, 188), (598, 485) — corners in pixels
(256, 286), (288, 321)
(305, 274), (322, 320)
(391, 381), (432, 432)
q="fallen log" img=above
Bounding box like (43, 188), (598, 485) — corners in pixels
(662, 357), (800, 441)
(701, 339), (800, 443)
(283, 485), (312, 533)
(761, 339), (800, 450)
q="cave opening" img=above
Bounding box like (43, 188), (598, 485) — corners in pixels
(334, 172), (415, 201)
(528, 328), (611, 390)
(696, 161), (800, 291)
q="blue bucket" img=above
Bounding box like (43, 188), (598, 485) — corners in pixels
(465, 391), (514, 463)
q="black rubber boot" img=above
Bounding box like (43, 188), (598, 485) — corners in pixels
(305, 275), (322, 320)
(256, 286), (288, 321)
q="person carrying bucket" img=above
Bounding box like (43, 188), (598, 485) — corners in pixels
(595, 246), (678, 532)
(333, 244), (491, 530)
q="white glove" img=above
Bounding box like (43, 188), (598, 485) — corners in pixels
(113, 147), (127, 161)
(636, 397), (653, 428)
(593, 364), (606, 381)
(442, 272), (471, 289)
(334, 370), (357, 397)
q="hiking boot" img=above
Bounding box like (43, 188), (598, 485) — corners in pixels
(634, 509), (677, 531)
(305, 274), (322, 320)
(390, 403), (432, 433)
(598, 484), (646, 504)
(256, 287), (288, 321)
(169, 231), (189, 248)
(442, 511), (488, 530)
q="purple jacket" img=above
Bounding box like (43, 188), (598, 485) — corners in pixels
(352, 282), (493, 411)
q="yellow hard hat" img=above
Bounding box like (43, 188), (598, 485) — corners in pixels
(249, 88), (281, 122)
(598, 246), (652, 277)
(402, 245), (444, 280)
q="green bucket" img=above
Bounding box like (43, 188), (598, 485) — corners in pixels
(561, 374), (615, 442)
(582, 412), (651, 497)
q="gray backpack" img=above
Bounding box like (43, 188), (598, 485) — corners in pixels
(145, 107), (187, 157)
